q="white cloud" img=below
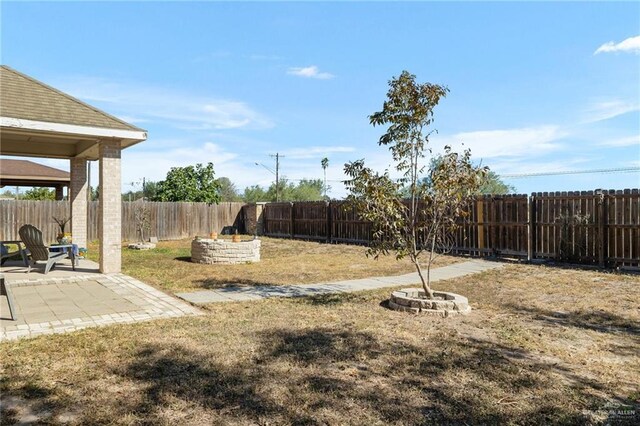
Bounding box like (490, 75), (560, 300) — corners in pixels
(280, 146), (355, 159)
(599, 134), (640, 147)
(55, 76), (272, 130)
(487, 157), (592, 176)
(286, 65), (334, 80)
(582, 99), (640, 123)
(431, 125), (567, 160)
(594, 35), (640, 55)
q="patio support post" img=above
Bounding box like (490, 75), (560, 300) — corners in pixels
(98, 140), (122, 273)
(70, 158), (88, 249)
(55, 185), (64, 200)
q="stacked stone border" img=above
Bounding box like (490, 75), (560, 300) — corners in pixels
(191, 238), (261, 264)
(389, 288), (470, 317)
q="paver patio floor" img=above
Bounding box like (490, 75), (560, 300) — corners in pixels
(1, 272), (201, 341)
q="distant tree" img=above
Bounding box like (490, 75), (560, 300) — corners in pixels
(22, 187), (56, 200)
(90, 186), (99, 201)
(321, 157), (329, 198)
(479, 170), (516, 194)
(1, 189), (15, 199)
(422, 156), (515, 195)
(345, 71), (486, 299)
(217, 177), (242, 202)
(142, 180), (158, 200)
(243, 179), (325, 202)
(154, 163), (221, 203)
(265, 178), (324, 201)
(122, 190), (141, 202)
(243, 185), (269, 202)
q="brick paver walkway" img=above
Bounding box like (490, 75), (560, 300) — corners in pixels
(176, 259), (501, 304)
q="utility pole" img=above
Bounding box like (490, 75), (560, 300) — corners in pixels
(269, 153), (284, 202)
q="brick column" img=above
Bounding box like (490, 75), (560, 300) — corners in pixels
(99, 140), (122, 273)
(70, 158), (88, 249)
(244, 202), (266, 235)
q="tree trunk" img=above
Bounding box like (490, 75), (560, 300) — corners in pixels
(412, 256), (434, 299)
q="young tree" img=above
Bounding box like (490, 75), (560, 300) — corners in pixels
(154, 163), (221, 203)
(133, 203), (151, 243)
(344, 71), (486, 299)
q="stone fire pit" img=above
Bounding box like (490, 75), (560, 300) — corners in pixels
(389, 288), (470, 317)
(191, 238), (261, 264)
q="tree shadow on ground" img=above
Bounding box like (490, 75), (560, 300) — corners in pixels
(98, 328), (625, 424)
(3, 326), (636, 424)
(503, 303), (640, 336)
(0, 377), (76, 425)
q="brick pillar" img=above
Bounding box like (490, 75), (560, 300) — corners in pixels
(99, 140), (122, 273)
(55, 185), (64, 200)
(244, 202), (266, 235)
(70, 158), (88, 249)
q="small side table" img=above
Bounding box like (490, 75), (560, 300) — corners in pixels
(50, 243), (78, 268)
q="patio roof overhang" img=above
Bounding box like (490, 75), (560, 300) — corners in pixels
(0, 65), (148, 273)
(0, 117), (147, 160)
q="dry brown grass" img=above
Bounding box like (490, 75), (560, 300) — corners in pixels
(88, 237), (458, 293)
(1, 263), (639, 425)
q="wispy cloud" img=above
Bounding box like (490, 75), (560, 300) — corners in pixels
(287, 65), (334, 80)
(582, 99), (640, 123)
(281, 146), (355, 159)
(55, 76), (273, 130)
(594, 35), (640, 55)
(599, 134), (640, 147)
(431, 125), (567, 160)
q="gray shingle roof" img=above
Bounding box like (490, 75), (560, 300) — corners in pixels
(0, 65), (144, 132)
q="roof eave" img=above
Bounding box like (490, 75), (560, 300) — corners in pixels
(0, 116), (147, 142)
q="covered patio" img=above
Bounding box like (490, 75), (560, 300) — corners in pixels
(0, 65), (146, 274)
(0, 66), (201, 339)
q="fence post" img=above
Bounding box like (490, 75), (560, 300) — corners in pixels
(597, 190), (606, 268)
(290, 202), (295, 239)
(326, 201), (332, 243)
(528, 194), (535, 262)
(477, 198), (485, 256)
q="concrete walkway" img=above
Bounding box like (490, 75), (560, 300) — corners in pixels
(177, 259), (502, 304)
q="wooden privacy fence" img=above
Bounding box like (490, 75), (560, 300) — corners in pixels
(263, 189), (639, 267)
(0, 200), (244, 243)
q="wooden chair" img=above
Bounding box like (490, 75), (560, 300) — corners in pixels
(18, 224), (75, 274)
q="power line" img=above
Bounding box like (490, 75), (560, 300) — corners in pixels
(500, 167), (640, 179)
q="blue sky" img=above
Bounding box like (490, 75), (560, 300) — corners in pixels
(2, 1), (639, 196)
